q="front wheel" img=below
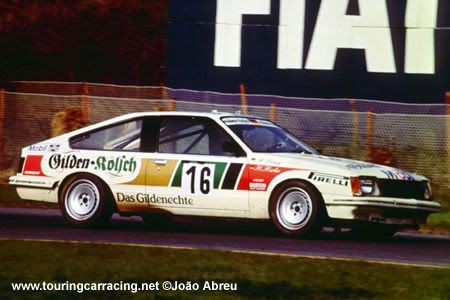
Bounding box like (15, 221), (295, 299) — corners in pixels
(269, 181), (324, 237)
(59, 174), (114, 227)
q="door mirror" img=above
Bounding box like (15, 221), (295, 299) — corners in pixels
(222, 142), (245, 157)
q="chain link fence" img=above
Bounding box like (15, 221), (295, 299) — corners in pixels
(1, 82), (449, 207)
(11, 81), (449, 114)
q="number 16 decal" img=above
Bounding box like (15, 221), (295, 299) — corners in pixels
(182, 163), (215, 195)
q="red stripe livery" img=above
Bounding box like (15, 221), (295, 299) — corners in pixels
(22, 155), (45, 176)
(237, 164), (297, 191)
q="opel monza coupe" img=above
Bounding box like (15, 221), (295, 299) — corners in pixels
(9, 112), (441, 238)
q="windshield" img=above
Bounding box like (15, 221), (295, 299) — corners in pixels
(222, 117), (318, 154)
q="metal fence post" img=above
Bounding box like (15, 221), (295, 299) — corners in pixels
(350, 99), (359, 159)
(367, 109), (374, 161)
(81, 82), (90, 123)
(446, 92), (450, 184)
(168, 99), (176, 111)
(270, 103), (277, 122)
(160, 85), (176, 111)
(0, 89), (5, 168)
(240, 83), (248, 114)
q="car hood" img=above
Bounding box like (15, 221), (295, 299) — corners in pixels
(251, 153), (427, 181)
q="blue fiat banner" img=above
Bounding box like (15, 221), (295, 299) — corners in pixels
(167, 0), (450, 103)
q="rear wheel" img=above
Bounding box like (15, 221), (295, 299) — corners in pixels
(59, 174), (114, 227)
(269, 181), (324, 237)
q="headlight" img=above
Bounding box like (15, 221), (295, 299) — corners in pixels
(351, 177), (379, 196)
(423, 182), (432, 200)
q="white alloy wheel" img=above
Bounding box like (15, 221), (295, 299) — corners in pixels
(276, 187), (313, 230)
(64, 179), (100, 221)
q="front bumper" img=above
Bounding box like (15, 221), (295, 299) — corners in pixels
(324, 196), (441, 226)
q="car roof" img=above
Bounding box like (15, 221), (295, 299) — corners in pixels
(102, 110), (265, 124)
(50, 111), (264, 140)
(117, 110), (234, 119)
(33, 110), (273, 150)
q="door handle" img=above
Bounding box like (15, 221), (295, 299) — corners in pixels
(154, 159), (167, 165)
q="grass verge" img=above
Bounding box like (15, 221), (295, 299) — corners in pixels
(1, 240), (449, 300)
(426, 211), (450, 231)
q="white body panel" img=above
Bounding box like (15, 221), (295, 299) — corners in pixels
(9, 111), (441, 227)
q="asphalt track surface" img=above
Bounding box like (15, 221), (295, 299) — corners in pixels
(0, 207), (449, 267)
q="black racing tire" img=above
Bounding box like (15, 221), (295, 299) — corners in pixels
(269, 180), (324, 237)
(59, 173), (114, 227)
(351, 224), (399, 241)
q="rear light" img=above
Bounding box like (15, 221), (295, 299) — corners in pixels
(17, 157), (25, 174)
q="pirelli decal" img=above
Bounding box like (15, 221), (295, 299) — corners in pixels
(308, 172), (349, 186)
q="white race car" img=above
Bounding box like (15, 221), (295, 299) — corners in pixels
(9, 111), (441, 238)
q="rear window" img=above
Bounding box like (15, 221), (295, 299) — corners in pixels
(70, 119), (142, 151)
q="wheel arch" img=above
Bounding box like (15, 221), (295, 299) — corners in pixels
(58, 172), (117, 212)
(268, 178), (328, 219)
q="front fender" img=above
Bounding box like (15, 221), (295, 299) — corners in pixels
(266, 170), (351, 197)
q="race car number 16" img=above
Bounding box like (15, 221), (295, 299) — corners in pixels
(182, 163), (215, 195)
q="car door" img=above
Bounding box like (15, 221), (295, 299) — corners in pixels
(145, 116), (249, 216)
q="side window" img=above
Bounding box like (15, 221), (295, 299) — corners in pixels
(158, 117), (241, 156)
(242, 127), (278, 152)
(71, 119), (142, 151)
